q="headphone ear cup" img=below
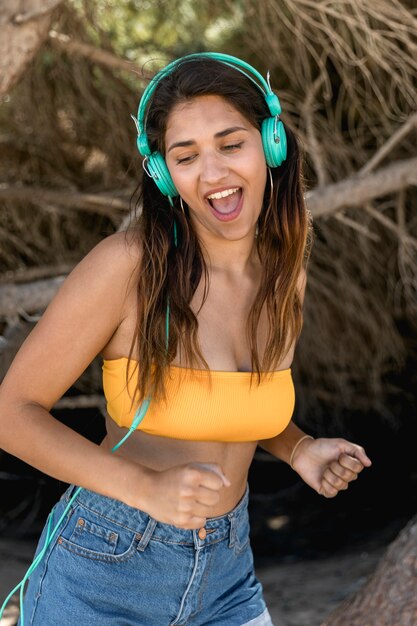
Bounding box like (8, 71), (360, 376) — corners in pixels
(146, 152), (178, 197)
(261, 117), (287, 168)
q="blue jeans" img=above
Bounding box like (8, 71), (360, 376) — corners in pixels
(19, 483), (274, 625)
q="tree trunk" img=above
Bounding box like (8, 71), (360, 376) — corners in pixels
(0, 0), (63, 96)
(322, 514), (417, 626)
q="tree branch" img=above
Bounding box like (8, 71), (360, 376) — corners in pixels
(302, 70), (328, 187)
(365, 203), (417, 250)
(0, 276), (65, 317)
(306, 157), (417, 218)
(0, 264), (76, 284)
(13, 1), (62, 24)
(48, 30), (144, 77)
(334, 212), (380, 241)
(0, 185), (131, 216)
(358, 112), (417, 177)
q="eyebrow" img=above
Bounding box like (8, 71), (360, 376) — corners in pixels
(167, 126), (248, 153)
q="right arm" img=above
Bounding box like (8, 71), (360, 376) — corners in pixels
(0, 234), (154, 507)
(0, 233), (225, 528)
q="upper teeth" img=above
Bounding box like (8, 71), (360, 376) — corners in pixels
(207, 187), (239, 200)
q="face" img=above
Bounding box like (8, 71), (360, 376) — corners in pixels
(164, 95), (267, 243)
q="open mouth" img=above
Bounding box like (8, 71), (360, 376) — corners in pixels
(206, 187), (243, 222)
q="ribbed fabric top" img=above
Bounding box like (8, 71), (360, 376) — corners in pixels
(102, 357), (295, 442)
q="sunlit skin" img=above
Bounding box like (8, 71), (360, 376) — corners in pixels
(165, 95), (267, 270)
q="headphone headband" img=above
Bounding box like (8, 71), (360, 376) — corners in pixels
(135, 52), (282, 157)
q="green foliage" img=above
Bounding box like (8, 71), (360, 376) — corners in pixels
(69, 0), (244, 63)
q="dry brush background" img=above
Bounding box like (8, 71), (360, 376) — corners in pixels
(1, 0), (416, 421)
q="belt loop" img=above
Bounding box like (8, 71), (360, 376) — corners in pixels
(228, 513), (236, 549)
(63, 484), (76, 503)
(137, 517), (157, 552)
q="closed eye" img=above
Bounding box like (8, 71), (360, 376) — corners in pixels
(176, 154), (196, 164)
(175, 142), (244, 164)
(223, 142), (243, 152)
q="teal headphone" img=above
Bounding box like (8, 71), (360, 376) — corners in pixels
(131, 52), (287, 198)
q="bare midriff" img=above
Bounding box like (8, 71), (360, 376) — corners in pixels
(100, 419), (257, 517)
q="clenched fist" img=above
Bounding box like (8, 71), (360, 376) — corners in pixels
(291, 437), (372, 498)
(140, 462), (231, 529)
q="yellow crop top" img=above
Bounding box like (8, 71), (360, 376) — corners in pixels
(102, 357), (295, 442)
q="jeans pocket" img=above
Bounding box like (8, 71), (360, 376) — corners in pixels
(58, 507), (140, 563)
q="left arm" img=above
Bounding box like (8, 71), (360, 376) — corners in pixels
(258, 267), (372, 497)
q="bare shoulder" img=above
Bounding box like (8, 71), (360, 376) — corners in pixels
(75, 231), (141, 283)
(47, 230), (144, 344)
(0, 232), (143, 409)
(60, 231), (143, 306)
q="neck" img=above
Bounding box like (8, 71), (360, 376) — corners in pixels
(195, 226), (259, 275)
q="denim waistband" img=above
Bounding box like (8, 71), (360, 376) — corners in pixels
(62, 482), (249, 549)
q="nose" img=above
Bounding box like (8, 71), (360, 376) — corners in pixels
(199, 150), (228, 184)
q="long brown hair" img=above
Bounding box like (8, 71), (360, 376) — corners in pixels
(128, 57), (313, 402)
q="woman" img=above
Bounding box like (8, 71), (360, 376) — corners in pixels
(0, 53), (371, 626)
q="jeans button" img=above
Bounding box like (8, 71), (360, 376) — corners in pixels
(198, 527), (207, 540)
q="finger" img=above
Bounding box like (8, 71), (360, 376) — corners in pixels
(179, 497), (218, 521)
(188, 516), (208, 530)
(341, 445), (372, 468)
(318, 478), (340, 498)
(195, 486), (221, 508)
(181, 515), (207, 530)
(195, 463), (231, 487)
(177, 497), (211, 517)
(177, 500), (210, 526)
(190, 463), (230, 489)
(188, 468), (224, 491)
(338, 453), (365, 474)
(323, 468), (349, 492)
(329, 459), (359, 482)
(192, 501), (218, 518)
